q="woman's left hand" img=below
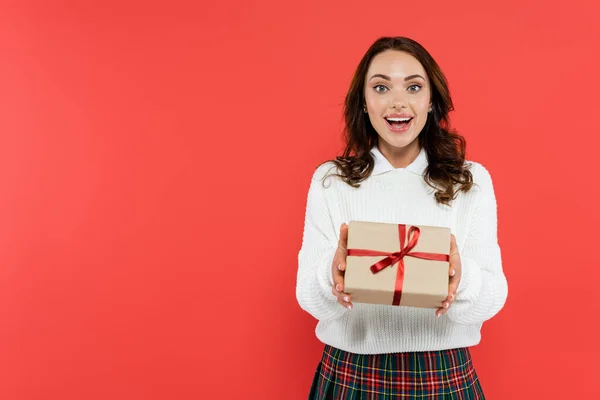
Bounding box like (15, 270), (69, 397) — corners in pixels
(436, 234), (461, 317)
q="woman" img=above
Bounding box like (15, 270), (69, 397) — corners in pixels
(296, 36), (508, 399)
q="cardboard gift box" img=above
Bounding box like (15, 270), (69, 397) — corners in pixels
(344, 220), (451, 308)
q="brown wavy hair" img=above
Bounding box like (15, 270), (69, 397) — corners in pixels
(322, 36), (473, 206)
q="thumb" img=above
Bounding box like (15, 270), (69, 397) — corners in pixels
(339, 223), (349, 245)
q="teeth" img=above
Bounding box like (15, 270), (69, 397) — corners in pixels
(386, 117), (411, 122)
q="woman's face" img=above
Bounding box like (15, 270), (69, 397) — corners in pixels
(364, 50), (432, 152)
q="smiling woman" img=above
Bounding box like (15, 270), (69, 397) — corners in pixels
(375, 73), (426, 132)
(331, 37), (473, 206)
(296, 37), (508, 399)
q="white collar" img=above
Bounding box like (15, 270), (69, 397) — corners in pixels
(370, 145), (428, 176)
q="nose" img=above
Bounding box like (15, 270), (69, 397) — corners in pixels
(390, 92), (408, 109)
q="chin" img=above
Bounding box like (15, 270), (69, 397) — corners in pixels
(380, 133), (419, 149)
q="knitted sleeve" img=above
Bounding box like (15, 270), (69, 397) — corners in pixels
(446, 163), (508, 325)
(296, 165), (350, 322)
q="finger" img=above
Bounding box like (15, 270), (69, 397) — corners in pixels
(438, 286), (461, 316)
(443, 263), (457, 295)
(331, 285), (350, 300)
(332, 285), (343, 297)
(333, 278), (345, 294)
(448, 292), (455, 303)
(338, 255), (347, 272)
(338, 223), (349, 248)
(436, 299), (452, 316)
(448, 239), (459, 264)
(435, 305), (447, 317)
(332, 286), (353, 309)
(331, 223), (351, 310)
(332, 257), (345, 289)
(332, 258), (344, 278)
(449, 282), (459, 297)
(332, 243), (348, 289)
(338, 293), (353, 309)
(332, 265), (345, 293)
(439, 250), (459, 317)
(441, 292), (455, 305)
(333, 250), (347, 282)
(448, 258), (459, 291)
(450, 234), (457, 253)
(437, 290), (456, 316)
(448, 273), (460, 296)
(436, 299), (451, 316)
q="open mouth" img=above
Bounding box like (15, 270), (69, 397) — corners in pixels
(384, 117), (413, 132)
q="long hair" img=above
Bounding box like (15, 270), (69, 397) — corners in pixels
(323, 36), (473, 206)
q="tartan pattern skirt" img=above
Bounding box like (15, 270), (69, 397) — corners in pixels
(309, 345), (485, 399)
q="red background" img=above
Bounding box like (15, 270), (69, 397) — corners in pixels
(1, 1), (599, 399)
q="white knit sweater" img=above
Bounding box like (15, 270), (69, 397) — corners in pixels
(296, 145), (508, 355)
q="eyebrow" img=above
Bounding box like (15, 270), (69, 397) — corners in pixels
(368, 74), (426, 82)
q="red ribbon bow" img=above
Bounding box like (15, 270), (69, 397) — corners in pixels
(347, 224), (449, 305)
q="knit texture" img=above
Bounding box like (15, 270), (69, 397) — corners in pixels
(296, 146), (508, 355)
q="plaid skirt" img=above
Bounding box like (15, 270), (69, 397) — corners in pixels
(309, 345), (485, 399)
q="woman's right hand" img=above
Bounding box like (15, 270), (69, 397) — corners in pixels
(332, 223), (353, 309)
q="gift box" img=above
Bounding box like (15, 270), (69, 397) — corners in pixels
(344, 220), (451, 308)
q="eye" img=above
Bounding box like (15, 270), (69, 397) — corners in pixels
(408, 84), (422, 92)
(373, 84), (388, 93)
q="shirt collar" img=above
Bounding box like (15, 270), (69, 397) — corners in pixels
(370, 145), (428, 176)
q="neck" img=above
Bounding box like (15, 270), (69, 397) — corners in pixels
(377, 140), (421, 168)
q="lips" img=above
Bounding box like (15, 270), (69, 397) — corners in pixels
(384, 117), (413, 133)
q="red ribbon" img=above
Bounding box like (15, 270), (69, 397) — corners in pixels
(347, 225), (449, 306)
